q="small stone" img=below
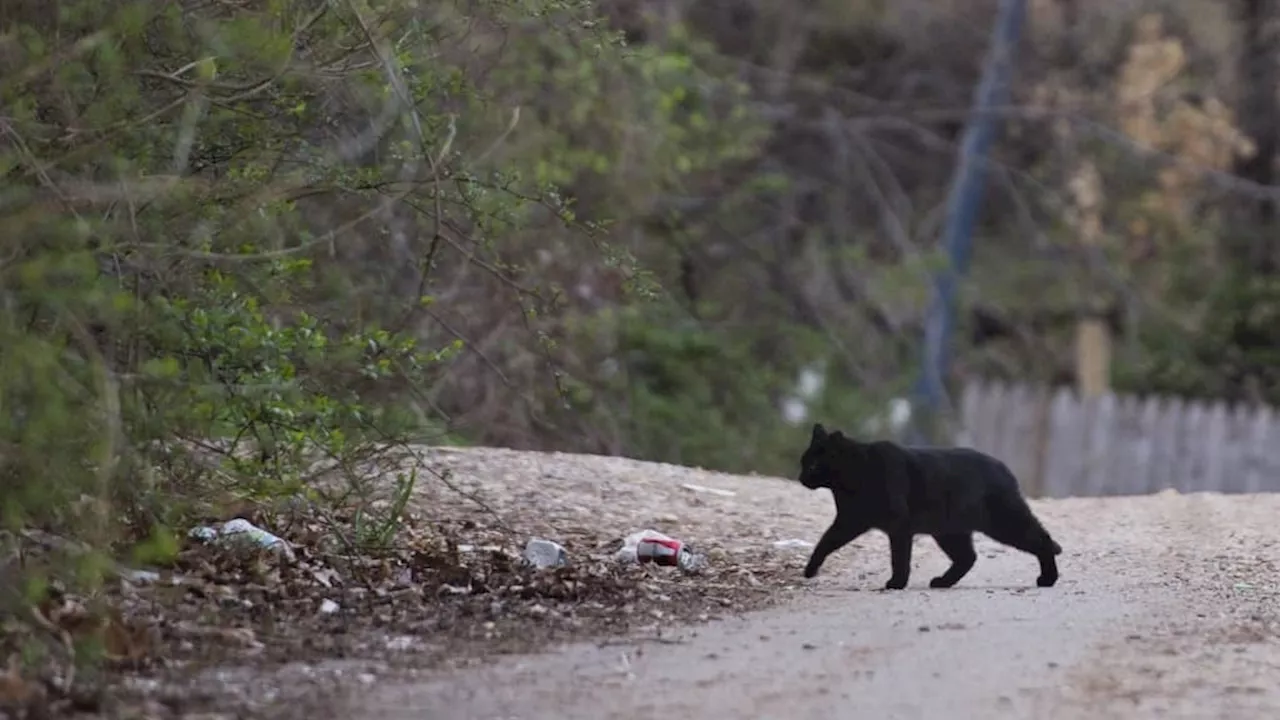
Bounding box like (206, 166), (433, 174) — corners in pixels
(385, 636), (415, 652)
(220, 627), (260, 648)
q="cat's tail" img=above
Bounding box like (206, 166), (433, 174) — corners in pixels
(994, 464), (1062, 556)
(989, 485), (1062, 557)
(1022, 504), (1062, 556)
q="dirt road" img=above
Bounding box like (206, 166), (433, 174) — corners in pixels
(351, 483), (1280, 720)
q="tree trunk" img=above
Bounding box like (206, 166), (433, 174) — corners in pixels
(1233, 0), (1280, 271)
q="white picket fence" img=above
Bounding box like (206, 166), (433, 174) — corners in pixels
(956, 381), (1280, 498)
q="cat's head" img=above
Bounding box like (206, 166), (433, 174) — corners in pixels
(798, 422), (848, 490)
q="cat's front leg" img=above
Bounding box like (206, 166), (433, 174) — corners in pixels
(884, 530), (914, 590)
(804, 519), (868, 578)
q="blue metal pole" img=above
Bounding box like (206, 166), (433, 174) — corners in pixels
(910, 0), (1028, 444)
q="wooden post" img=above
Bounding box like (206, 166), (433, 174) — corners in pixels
(1028, 386), (1051, 497)
(1076, 316), (1111, 397)
(1069, 160), (1112, 398)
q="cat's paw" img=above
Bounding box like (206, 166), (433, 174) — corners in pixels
(803, 565), (820, 579)
(929, 576), (956, 589)
(1036, 574), (1058, 588)
(883, 577), (908, 590)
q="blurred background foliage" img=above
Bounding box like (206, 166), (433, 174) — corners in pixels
(5, 0), (1280, 609)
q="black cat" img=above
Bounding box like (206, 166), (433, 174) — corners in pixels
(798, 423), (1062, 590)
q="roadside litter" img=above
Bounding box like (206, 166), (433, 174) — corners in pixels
(188, 518), (296, 562)
(616, 529), (705, 573)
(680, 483), (737, 498)
(522, 537), (568, 569)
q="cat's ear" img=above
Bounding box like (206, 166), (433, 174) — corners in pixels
(831, 430), (846, 442)
(811, 423), (828, 443)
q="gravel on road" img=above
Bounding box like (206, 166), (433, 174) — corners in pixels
(48, 446), (1278, 719)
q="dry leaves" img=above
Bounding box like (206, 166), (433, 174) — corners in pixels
(0, 445), (828, 719)
(0, 656), (43, 713)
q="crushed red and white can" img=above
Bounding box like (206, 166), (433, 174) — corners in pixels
(617, 529), (706, 573)
(635, 536), (702, 571)
(635, 536), (684, 566)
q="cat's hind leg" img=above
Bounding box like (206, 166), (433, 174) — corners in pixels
(929, 533), (977, 588)
(983, 494), (1061, 587)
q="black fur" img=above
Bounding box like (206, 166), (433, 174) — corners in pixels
(798, 423), (1062, 590)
